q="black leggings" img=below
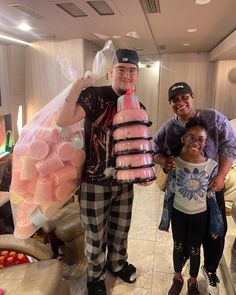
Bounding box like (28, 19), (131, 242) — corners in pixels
(171, 207), (207, 278)
(203, 189), (227, 273)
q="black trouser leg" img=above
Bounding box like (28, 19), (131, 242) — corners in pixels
(188, 210), (207, 278)
(203, 189), (227, 273)
(172, 208), (207, 277)
(171, 208), (189, 273)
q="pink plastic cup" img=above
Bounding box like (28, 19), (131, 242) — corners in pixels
(33, 177), (54, 205)
(54, 180), (77, 202)
(70, 149), (86, 168)
(50, 164), (77, 185)
(10, 171), (29, 195)
(20, 155), (38, 180)
(35, 152), (64, 176)
(29, 140), (50, 160)
(57, 142), (76, 161)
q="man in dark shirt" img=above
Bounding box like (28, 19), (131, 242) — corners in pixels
(57, 49), (139, 295)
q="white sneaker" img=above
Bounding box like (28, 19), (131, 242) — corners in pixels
(201, 265), (220, 295)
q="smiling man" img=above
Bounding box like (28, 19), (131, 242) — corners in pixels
(57, 49), (139, 295)
(153, 81), (236, 295)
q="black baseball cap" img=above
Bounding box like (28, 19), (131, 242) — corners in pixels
(168, 82), (193, 101)
(114, 49), (139, 67)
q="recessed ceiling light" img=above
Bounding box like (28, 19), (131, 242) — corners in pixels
(195, 0), (211, 5)
(125, 31), (140, 39)
(187, 28), (197, 33)
(183, 43), (190, 46)
(112, 35), (121, 39)
(17, 23), (32, 31)
(92, 32), (109, 40)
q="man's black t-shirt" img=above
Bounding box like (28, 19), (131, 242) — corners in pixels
(77, 85), (119, 185)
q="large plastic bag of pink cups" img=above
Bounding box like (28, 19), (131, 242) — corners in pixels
(10, 86), (85, 239)
(10, 40), (115, 239)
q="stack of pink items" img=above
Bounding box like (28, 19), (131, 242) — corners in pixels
(113, 89), (156, 184)
(10, 123), (85, 239)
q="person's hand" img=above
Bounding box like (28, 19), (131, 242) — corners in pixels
(209, 174), (225, 192)
(66, 76), (93, 103)
(137, 182), (152, 187)
(163, 156), (176, 173)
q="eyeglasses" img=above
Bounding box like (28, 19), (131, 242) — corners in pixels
(114, 66), (138, 76)
(170, 95), (191, 104)
(183, 134), (207, 144)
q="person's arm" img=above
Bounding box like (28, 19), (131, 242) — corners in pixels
(209, 155), (232, 192)
(56, 77), (92, 127)
(154, 154), (176, 173)
(153, 124), (176, 172)
(207, 164), (224, 238)
(209, 112), (236, 191)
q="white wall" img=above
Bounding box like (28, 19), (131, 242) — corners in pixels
(25, 39), (85, 121)
(0, 44), (25, 142)
(136, 67), (160, 135)
(84, 40), (109, 86)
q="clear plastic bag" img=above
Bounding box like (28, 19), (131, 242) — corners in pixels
(10, 40), (115, 239)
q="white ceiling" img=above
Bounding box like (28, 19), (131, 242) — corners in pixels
(0, 0), (236, 61)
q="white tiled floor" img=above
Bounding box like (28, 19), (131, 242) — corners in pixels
(67, 182), (228, 294)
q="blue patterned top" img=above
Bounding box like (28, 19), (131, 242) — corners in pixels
(158, 157), (224, 236)
(173, 157), (217, 214)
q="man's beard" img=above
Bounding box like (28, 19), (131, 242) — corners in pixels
(117, 88), (127, 96)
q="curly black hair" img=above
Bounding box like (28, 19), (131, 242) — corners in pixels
(185, 117), (208, 132)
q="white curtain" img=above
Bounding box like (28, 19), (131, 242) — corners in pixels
(135, 67), (160, 135)
(211, 60), (236, 120)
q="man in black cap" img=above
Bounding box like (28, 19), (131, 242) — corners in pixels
(57, 49), (139, 295)
(153, 81), (236, 295)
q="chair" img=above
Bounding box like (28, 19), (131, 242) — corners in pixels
(42, 201), (85, 265)
(0, 234), (70, 295)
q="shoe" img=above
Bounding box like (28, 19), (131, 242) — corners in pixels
(187, 279), (200, 295)
(107, 262), (136, 283)
(201, 265), (220, 295)
(168, 277), (184, 295)
(87, 280), (107, 295)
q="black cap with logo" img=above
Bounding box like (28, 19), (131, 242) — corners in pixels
(114, 49), (139, 67)
(168, 82), (193, 101)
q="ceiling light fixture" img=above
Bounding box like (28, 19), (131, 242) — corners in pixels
(183, 43), (190, 46)
(92, 32), (109, 40)
(112, 35), (121, 39)
(187, 28), (197, 33)
(0, 33), (29, 45)
(17, 23), (32, 31)
(195, 0), (211, 5)
(125, 31), (140, 39)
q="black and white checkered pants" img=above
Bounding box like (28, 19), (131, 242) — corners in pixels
(79, 182), (134, 282)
